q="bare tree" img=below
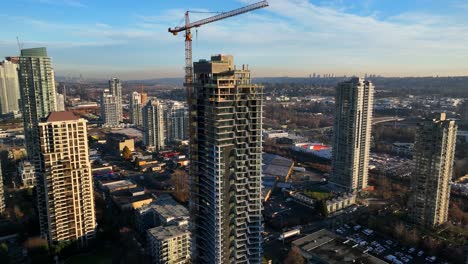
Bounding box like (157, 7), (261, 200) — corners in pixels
(284, 247), (304, 264)
(394, 222), (405, 240)
(171, 170), (189, 203)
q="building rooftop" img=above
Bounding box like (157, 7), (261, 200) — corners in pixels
(263, 153), (294, 179)
(264, 129), (287, 134)
(128, 187), (145, 196)
(100, 179), (136, 193)
(21, 47), (47, 57)
(293, 229), (336, 250)
(194, 54), (236, 74)
(111, 191), (153, 206)
(151, 194), (189, 221)
(325, 193), (356, 205)
(147, 225), (189, 241)
(19, 160), (33, 167)
(112, 128), (143, 138)
(293, 229), (386, 264)
(46, 111), (80, 122)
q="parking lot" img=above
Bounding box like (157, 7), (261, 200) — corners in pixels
(333, 224), (446, 264)
(264, 192), (321, 230)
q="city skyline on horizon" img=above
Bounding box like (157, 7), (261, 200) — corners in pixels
(1, 0), (468, 79)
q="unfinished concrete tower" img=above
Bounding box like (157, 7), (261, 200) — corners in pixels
(409, 113), (457, 227)
(191, 55), (263, 263)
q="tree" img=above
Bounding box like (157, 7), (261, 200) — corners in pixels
(423, 237), (441, 255)
(25, 188), (33, 197)
(394, 222), (405, 240)
(406, 230), (420, 246)
(171, 170), (189, 203)
(284, 247), (304, 264)
(121, 146), (132, 160)
(0, 242), (9, 264)
(376, 176), (392, 199)
(13, 205), (24, 219)
(449, 203), (465, 224)
(24, 237), (50, 264)
(133, 157), (140, 168)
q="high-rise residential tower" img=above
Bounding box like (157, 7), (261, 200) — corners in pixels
(18, 47), (58, 243)
(191, 55), (263, 263)
(37, 112), (96, 245)
(0, 58), (21, 114)
(330, 77), (374, 192)
(409, 113), (457, 227)
(130, 92), (143, 126)
(100, 89), (120, 127)
(143, 99), (165, 152)
(18, 47), (57, 160)
(108, 78), (123, 122)
(165, 102), (188, 143)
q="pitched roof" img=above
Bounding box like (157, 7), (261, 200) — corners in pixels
(46, 111), (80, 122)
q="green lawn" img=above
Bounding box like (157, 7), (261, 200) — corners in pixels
(303, 190), (333, 201)
(64, 250), (112, 264)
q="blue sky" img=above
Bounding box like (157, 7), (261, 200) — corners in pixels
(1, 0), (468, 79)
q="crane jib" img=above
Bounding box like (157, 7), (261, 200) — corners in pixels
(168, 0), (268, 33)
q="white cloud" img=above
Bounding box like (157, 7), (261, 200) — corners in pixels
(227, 0), (468, 76)
(1, 14), (178, 45)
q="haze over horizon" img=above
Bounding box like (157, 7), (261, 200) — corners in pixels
(2, 0), (468, 79)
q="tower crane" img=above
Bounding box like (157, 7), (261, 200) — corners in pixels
(168, 0), (269, 93)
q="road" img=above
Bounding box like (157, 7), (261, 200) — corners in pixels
(372, 116), (405, 125)
(306, 116), (405, 132)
